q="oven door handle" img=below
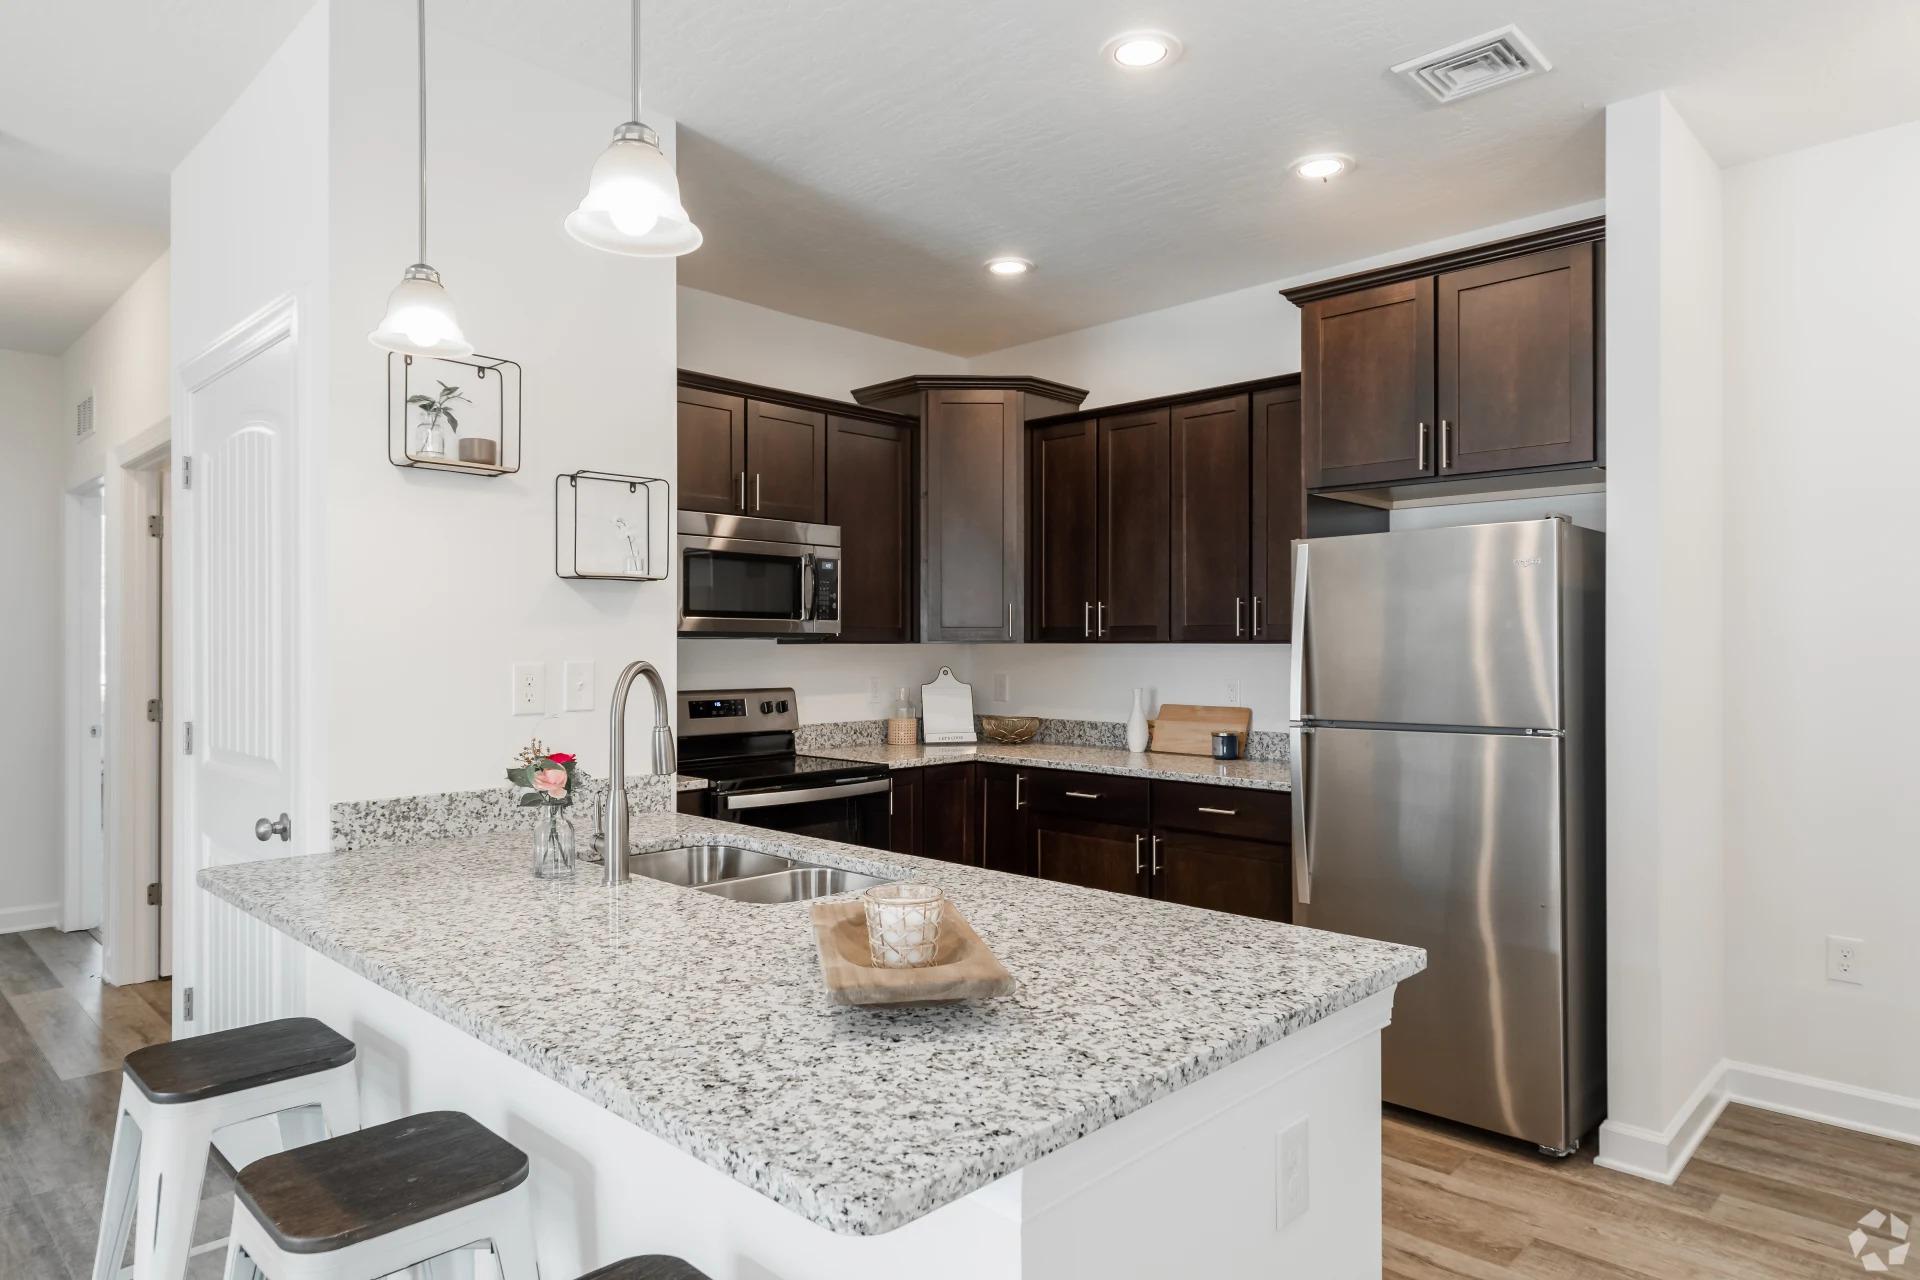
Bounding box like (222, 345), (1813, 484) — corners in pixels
(723, 778), (892, 811)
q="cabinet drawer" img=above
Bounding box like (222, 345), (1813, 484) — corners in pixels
(1023, 768), (1150, 827)
(1150, 781), (1289, 843)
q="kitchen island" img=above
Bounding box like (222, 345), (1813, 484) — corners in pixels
(199, 813), (1422, 1279)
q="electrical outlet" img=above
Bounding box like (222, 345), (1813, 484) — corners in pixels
(993, 673), (1012, 703)
(1827, 935), (1866, 985)
(511, 662), (545, 716)
(1224, 679), (1242, 706)
(866, 676), (881, 707)
(562, 660), (595, 713)
(1277, 1118), (1310, 1227)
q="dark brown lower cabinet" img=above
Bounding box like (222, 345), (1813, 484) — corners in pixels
(1030, 812), (1145, 896)
(1151, 830), (1291, 922)
(676, 788), (706, 816)
(888, 769), (921, 856)
(916, 763), (978, 865)
(978, 764), (1029, 876)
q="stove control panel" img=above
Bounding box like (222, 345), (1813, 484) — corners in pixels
(677, 687), (801, 738)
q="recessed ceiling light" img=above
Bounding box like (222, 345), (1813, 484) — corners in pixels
(1103, 31), (1181, 69)
(986, 257), (1033, 277)
(1292, 153), (1354, 182)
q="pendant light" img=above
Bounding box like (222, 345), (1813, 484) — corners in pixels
(565, 0), (702, 256)
(369, 0), (474, 358)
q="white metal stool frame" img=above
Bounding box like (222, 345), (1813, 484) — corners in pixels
(92, 1062), (360, 1280)
(219, 1177), (539, 1280)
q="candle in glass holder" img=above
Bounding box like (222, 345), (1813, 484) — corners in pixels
(863, 882), (945, 968)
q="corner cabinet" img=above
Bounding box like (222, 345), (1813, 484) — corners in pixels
(851, 376), (1088, 643)
(1287, 218), (1604, 494)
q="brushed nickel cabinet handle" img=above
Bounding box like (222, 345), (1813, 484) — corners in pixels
(1251, 595), (1262, 638)
(1083, 601), (1091, 638)
(1197, 805), (1238, 816)
(1007, 602), (1015, 640)
(1417, 421), (1428, 470)
(1015, 774), (1025, 809)
(1097, 600), (1106, 637)
(737, 471), (747, 510)
(1150, 833), (1162, 876)
(1440, 420), (1453, 470)
(1234, 597), (1245, 638)
(754, 473), (763, 511)
(1134, 833), (1144, 875)
(1065, 790), (1101, 800)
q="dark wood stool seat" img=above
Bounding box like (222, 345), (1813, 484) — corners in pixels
(123, 1016), (355, 1104)
(579, 1258), (713, 1280)
(234, 1110), (529, 1254)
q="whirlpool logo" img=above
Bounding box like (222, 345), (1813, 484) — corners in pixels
(1512, 557), (1543, 568)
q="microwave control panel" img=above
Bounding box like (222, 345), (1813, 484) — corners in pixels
(811, 558), (839, 621)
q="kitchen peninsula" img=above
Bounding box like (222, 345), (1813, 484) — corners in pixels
(200, 813), (1423, 1280)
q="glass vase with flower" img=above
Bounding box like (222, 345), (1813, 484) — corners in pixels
(508, 743), (580, 879)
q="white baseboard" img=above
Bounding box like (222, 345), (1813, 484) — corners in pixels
(1723, 1060), (1920, 1148)
(0, 902), (61, 936)
(1597, 1057), (1920, 1184)
(1595, 1060), (1729, 1184)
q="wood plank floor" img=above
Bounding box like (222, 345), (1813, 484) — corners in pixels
(0, 930), (229, 1279)
(3, 926), (1913, 1278)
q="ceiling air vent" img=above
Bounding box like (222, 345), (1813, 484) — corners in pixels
(75, 394), (95, 439)
(1391, 25), (1551, 104)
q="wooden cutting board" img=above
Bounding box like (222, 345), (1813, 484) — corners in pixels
(810, 900), (1014, 1006)
(1148, 703), (1252, 757)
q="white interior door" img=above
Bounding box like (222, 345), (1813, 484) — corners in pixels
(158, 465), (173, 976)
(179, 303), (303, 1031)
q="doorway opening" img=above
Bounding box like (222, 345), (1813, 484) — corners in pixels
(64, 479), (106, 937)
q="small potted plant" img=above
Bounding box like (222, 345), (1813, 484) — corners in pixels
(508, 741), (580, 879)
(408, 379), (470, 459)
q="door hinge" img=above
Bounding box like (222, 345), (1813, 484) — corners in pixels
(146, 881), (161, 907)
(181, 457), (192, 490)
(183, 721), (194, 755)
(147, 513), (162, 538)
(146, 697), (162, 723)
(183, 987), (194, 1021)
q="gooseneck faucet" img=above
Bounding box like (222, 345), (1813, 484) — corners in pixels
(601, 659), (676, 885)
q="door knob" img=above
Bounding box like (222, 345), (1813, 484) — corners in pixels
(254, 812), (292, 842)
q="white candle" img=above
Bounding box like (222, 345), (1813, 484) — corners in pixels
(863, 883), (945, 968)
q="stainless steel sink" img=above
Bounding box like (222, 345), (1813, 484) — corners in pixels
(694, 865), (891, 904)
(626, 845), (796, 887)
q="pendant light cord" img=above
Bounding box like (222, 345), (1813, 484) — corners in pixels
(418, 0), (429, 264)
(630, 0), (642, 121)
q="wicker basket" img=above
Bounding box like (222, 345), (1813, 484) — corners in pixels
(886, 717), (919, 746)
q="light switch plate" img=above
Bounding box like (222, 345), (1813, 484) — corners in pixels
(512, 662), (545, 716)
(563, 660), (595, 713)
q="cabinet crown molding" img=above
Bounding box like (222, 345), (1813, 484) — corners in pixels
(678, 369), (911, 426)
(1280, 216), (1604, 306)
(850, 373), (1091, 417)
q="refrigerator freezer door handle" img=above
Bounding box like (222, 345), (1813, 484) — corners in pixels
(1288, 541), (1310, 722)
(1289, 724), (1311, 905)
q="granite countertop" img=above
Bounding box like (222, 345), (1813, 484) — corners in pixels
(674, 773), (709, 791)
(199, 816), (1420, 1236)
(820, 740), (1294, 791)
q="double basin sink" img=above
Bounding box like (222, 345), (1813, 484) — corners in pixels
(627, 844), (892, 904)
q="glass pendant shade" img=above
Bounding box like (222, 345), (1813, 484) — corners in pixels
(565, 123), (703, 257)
(368, 264), (474, 358)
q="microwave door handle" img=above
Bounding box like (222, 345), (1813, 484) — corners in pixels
(798, 553), (816, 622)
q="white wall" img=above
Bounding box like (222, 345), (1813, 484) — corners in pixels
(62, 254), (171, 486)
(322, 0), (679, 799)
(678, 288), (964, 399)
(1720, 119), (1920, 1111)
(1597, 91), (1728, 1176)
(0, 349), (66, 931)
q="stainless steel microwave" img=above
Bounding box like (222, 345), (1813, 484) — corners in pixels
(677, 511), (841, 638)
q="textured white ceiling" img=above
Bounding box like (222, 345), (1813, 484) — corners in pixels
(6, 0), (1920, 356)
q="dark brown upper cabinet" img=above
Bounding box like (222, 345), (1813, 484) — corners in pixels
(676, 385), (746, 516)
(1098, 409), (1171, 642)
(1029, 420), (1098, 641)
(852, 376), (1088, 643)
(1249, 385), (1303, 644)
(826, 415), (914, 643)
(1436, 242), (1596, 476)
(1287, 217), (1604, 495)
(1170, 394), (1252, 642)
(743, 400), (826, 523)
(1299, 278), (1436, 489)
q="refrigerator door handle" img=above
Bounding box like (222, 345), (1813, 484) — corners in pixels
(1289, 725), (1311, 905)
(1288, 541), (1310, 722)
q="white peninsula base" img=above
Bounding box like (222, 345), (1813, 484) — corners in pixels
(303, 954), (1392, 1280)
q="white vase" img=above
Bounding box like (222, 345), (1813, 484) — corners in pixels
(1126, 688), (1150, 752)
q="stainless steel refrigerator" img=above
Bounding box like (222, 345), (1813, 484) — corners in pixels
(1288, 516), (1605, 1155)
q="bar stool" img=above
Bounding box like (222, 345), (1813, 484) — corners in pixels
(579, 1259), (713, 1279)
(579, 1259), (712, 1279)
(221, 1110), (537, 1279)
(94, 1016), (359, 1280)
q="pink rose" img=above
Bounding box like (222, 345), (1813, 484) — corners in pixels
(532, 768), (569, 800)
